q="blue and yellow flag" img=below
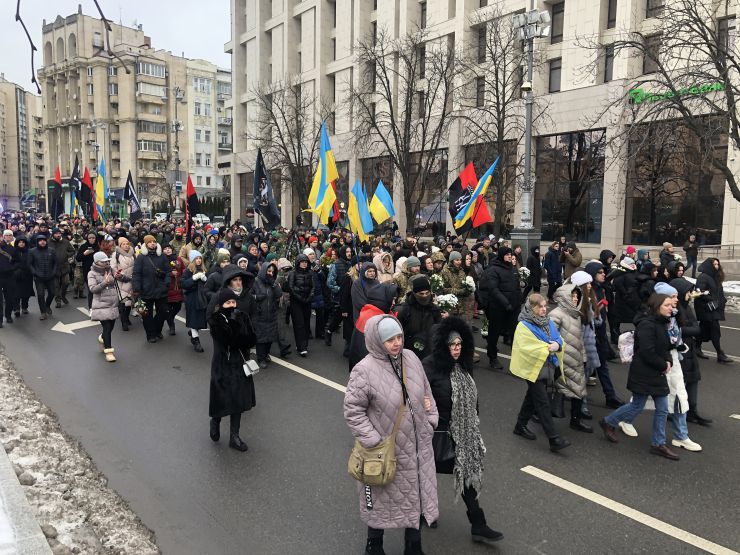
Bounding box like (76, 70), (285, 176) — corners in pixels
(95, 158), (108, 223)
(454, 157), (499, 229)
(348, 179), (374, 242)
(306, 122), (338, 224)
(368, 180), (395, 224)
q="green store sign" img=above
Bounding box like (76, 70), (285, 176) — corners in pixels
(629, 82), (725, 104)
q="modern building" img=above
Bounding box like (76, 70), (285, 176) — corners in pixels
(38, 6), (232, 214)
(0, 75), (45, 210)
(226, 0), (739, 255)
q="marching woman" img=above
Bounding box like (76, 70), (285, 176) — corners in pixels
(422, 316), (503, 545)
(694, 257), (733, 363)
(181, 250), (209, 353)
(251, 261), (282, 368)
(76, 231), (99, 309)
(207, 287), (257, 452)
(161, 244), (185, 335)
(88, 251), (119, 362)
(12, 236), (34, 316)
(344, 314), (438, 555)
(111, 237), (135, 331)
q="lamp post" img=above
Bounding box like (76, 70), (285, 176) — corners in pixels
(164, 86), (185, 213)
(87, 118), (107, 178)
(510, 2), (550, 251)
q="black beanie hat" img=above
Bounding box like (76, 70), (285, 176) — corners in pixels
(497, 246), (513, 260)
(217, 288), (239, 307)
(411, 275), (431, 293)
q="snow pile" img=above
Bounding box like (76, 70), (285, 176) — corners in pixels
(0, 347), (159, 555)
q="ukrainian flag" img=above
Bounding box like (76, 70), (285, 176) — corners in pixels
(95, 158), (108, 223)
(307, 122), (338, 224)
(368, 180), (395, 224)
(454, 157), (499, 229)
(348, 179), (374, 242)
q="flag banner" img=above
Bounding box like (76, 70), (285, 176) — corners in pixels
(123, 170), (142, 223)
(50, 166), (64, 220)
(368, 180), (395, 224)
(448, 162), (478, 235)
(348, 179), (374, 242)
(454, 157), (499, 230)
(70, 156), (82, 217)
(95, 159), (107, 223)
(185, 175), (201, 241)
(253, 148), (281, 230)
(307, 121), (338, 223)
(81, 167), (95, 220)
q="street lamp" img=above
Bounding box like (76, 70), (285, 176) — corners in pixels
(87, 119), (107, 178)
(510, 2), (550, 251)
(164, 85), (185, 212)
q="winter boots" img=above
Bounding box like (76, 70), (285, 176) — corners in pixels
(191, 336), (204, 353)
(169, 323), (176, 336)
(467, 508), (504, 545)
(104, 348), (116, 362)
(229, 414), (248, 452)
(717, 351), (734, 364)
(210, 418), (220, 442)
(364, 537), (385, 555)
(98, 334), (105, 351)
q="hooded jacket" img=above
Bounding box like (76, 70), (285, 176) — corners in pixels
(479, 254), (520, 312)
(28, 238), (57, 281)
(627, 311), (671, 397)
(373, 252), (395, 284)
(251, 262), (282, 343)
(694, 258), (725, 321)
(287, 254), (314, 304)
(525, 246), (542, 285)
(88, 263), (119, 322)
(612, 266), (639, 323)
(343, 314), (439, 529)
(351, 262), (396, 321)
(671, 277), (702, 384)
(395, 291), (443, 360)
(548, 285), (587, 399)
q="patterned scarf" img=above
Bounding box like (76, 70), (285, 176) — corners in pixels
(449, 363), (486, 500)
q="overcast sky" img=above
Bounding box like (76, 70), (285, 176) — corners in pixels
(3, 0), (231, 92)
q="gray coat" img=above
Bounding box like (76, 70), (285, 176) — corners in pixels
(250, 263), (282, 344)
(344, 314), (439, 530)
(548, 285), (587, 399)
(88, 264), (120, 322)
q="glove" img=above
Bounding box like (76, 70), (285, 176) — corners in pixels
(200, 273), (208, 282)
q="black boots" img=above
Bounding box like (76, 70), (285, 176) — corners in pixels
(192, 336), (204, 353)
(687, 410), (713, 426)
(169, 324), (176, 336)
(570, 399), (593, 433)
(324, 329), (332, 346)
(365, 537), (385, 555)
(467, 508), (504, 545)
(696, 344), (709, 359)
(229, 414), (248, 452)
(717, 351), (734, 364)
(403, 539), (424, 555)
(549, 436), (571, 452)
(513, 424), (536, 440)
(210, 418), (220, 442)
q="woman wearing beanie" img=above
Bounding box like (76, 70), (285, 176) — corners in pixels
(510, 293), (571, 452)
(111, 237), (135, 331)
(207, 287), (256, 452)
(88, 252), (119, 362)
(182, 249), (209, 352)
(344, 315), (438, 555)
(422, 316), (503, 545)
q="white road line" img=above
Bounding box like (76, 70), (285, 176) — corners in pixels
(175, 315), (186, 323)
(474, 346), (511, 360)
(730, 414), (740, 420)
(720, 325), (740, 332)
(77, 307), (90, 316)
(703, 350), (740, 361)
(521, 465), (739, 555)
(269, 355), (347, 393)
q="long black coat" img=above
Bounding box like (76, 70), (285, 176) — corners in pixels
(612, 269), (639, 324)
(627, 313), (671, 397)
(395, 292), (443, 360)
(479, 258), (520, 312)
(132, 245), (170, 300)
(421, 316), (476, 474)
(13, 241), (35, 299)
(694, 258), (725, 321)
(208, 309), (256, 418)
(181, 267), (208, 330)
(250, 263), (282, 344)
(671, 277), (702, 384)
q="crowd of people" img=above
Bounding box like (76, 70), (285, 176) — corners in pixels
(0, 211), (728, 554)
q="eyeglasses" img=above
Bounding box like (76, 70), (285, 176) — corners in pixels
(449, 342), (462, 348)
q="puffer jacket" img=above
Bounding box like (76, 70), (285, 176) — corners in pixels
(627, 311), (671, 397)
(670, 277), (701, 384)
(478, 258), (520, 312)
(132, 243), (170, 299)
(251, 263), (282, 344)
(28, 243), (57, 281)
(395, 291), (443, 360)
(110, 247), (135, 307)
(287, 254), (314, 304)
(344, 314), (439, 529)
(49, 236), (75, 276)
(87, 264), (119, 322)
(548, 285), (587, 399)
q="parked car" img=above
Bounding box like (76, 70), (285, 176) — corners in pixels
(212, 216), (226, 226)
(193, 213), (211, 225)
(155, 213), (168, 222)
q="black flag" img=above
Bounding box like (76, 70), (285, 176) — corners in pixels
(253, 148), (281, 230)
(185, 176), (201, 241)
(70, 156), (82, 216)
(447, 162), (477, 235)
(123, 170), (142, 223)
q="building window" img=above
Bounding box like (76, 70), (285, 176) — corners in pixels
(137, 121), (167, 134)
(136, 140), (165, 152)
(604, 45), (614, 82)
(205, 153), (211, 166)
(535, 129), (606, 243)
(206, 176), (211, 186)
(548, 58), (562, 92)
(108, 65), (117, 76)
(204, 104), (212, 116)
(195, 129), (202, 141)
(551, 2), (565, 44)
(217, 82), (232, 97)
(417, 91), (425, 119)
(87, 83), (94, 96)
(135, 61), (166, 78)
(477, 26), (487, 63)
(420, 1), (427, 29)
(194, 102), (201, 116)
(643, 34), (661, 74)
(196, 153), (202, 166)
(371, 22), (377, 45)
(204, 130), (211, 142)
(108, 83), (118, 95)
(419, 46), (426, 78)
(136, 82), (167, 97)
(331, 2), (337, 27)
(646, 0), (664, 19)
(150, 105), (162, 115)
(369, 102), (376, 122)
(719, 17), (736, 55)
(192, 77), (212, 93)
(87, 66), (93, 77)
(480, 0), (488, 6)
(197, 176), (202, 186)
(331, 38), (336, 61)
(476, 76), (485, 107)
(607, 0), (617, 29)
(373, 0), (378, 9)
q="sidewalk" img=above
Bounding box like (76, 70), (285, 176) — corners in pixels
(0, 445), (51, 554)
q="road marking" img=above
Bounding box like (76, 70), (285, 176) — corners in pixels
(720, 325), (740, 332)
(176, 315), (186, 323)
(269, 355), (347, 393)
(77, 307), (90, 316)
(521, 465), (739, 555)
(730, 414), (740, 420)
(51, 319), (100, 334)
(474, 346), (511, 360)
(703, 350), (740, 361)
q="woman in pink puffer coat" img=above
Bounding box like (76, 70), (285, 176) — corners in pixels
(344, 314), (439, 555)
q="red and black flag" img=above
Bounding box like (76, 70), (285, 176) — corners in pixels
(185, 175), (200, 241)
(447, 162), (478, 235)
(123, 170), (142, 223)
(80, 167), (96, 220)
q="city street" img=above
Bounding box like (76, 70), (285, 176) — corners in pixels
(1, 301), (739, 555)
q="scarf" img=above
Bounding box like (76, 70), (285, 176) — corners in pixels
(449, 363), (485, 500)
(518, 301), (549, 328)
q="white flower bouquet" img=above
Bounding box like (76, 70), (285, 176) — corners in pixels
(519, 266), (531, 280)
(430, 273), (445, 294)
(436, 294), (459, 311)
(674, 254), (683, 262)
(464, 275), (476, 294)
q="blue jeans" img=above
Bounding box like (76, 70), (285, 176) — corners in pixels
(670, 412), (689, 441)
(605, 393), (669, 446)
(685, 255), (697, 278)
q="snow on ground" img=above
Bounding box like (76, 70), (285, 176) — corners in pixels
(0, 347), (159, 555)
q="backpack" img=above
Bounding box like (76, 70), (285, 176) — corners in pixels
(618, 331), (635, 364)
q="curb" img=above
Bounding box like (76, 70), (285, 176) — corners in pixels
(0, 444), (52, 554)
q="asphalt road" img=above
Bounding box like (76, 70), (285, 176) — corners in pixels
(1, 300), (739, 555)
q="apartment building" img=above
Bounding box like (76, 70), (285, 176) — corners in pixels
(227, 0), (740, 253)
(39, 6), (233, 212)
(0, 75), (45, 210)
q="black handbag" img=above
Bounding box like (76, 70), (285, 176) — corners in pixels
(432, 419), (456, 465)
(549, 389), (565, 418)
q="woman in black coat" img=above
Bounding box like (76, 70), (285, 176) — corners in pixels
(13, 236), (34, 315)
(600, 294), (679, 460)
(693, 258), (732, 363)
(181, 251), (209, 352)
(251, 262), (282, 368)
(610, 259), (639, 338)
(75, 232), (98, 309)
(207, 288), (257, 452)
(421, 317), (502, 544)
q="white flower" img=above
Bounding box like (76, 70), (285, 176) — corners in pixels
(519, 267), (531, 279)
(430, 273), (445, 293)
(674, 254), (683, 262)
(436, 294), (459, 311)
(464, 275), (476, 293)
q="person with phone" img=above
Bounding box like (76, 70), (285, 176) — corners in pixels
(132, 235), (170, 343)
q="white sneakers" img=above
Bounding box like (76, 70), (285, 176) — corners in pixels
(671, 438), (702, 452)
(618, 422), (638, 437)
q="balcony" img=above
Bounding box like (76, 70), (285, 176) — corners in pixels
(218, 117), (232, 125)
(217, 93), (231, 101)
(218, 142), (232, 151)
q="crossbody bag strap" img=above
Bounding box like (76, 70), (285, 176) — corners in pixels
(388, 357), (408, 439)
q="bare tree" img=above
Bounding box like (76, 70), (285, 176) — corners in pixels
(349, 27), (456, 230)
(249, 76), (332, 214)
(457, 6), (550, 236)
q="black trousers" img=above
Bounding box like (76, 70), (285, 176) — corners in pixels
(0, 274), (16, 320)
(313, 307), (326, 338)
(547, 280), (562, 301)
(211, 413), (242, 435)
(485, 307), (516, 361)
(34, 278), (55, 314)
(167, 301), (182, 328)
(367, 526), (420, 543)
(326, 300), (342, 333)
(686, 380), (699, 413)
(290, 301), (311, 351)
(698, 320), (722, 353)
(100, 319), (115, 348)
(256, 342), (272, 362)
(517, 379), (559, 439)
(143, 297), (168, 339)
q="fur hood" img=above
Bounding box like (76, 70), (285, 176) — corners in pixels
(430, 316), (474, 372)
(139, 243), (162, 256)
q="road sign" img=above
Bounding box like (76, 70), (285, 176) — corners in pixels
(140, 197), (148, 209)
(175, 181), (182, 193)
